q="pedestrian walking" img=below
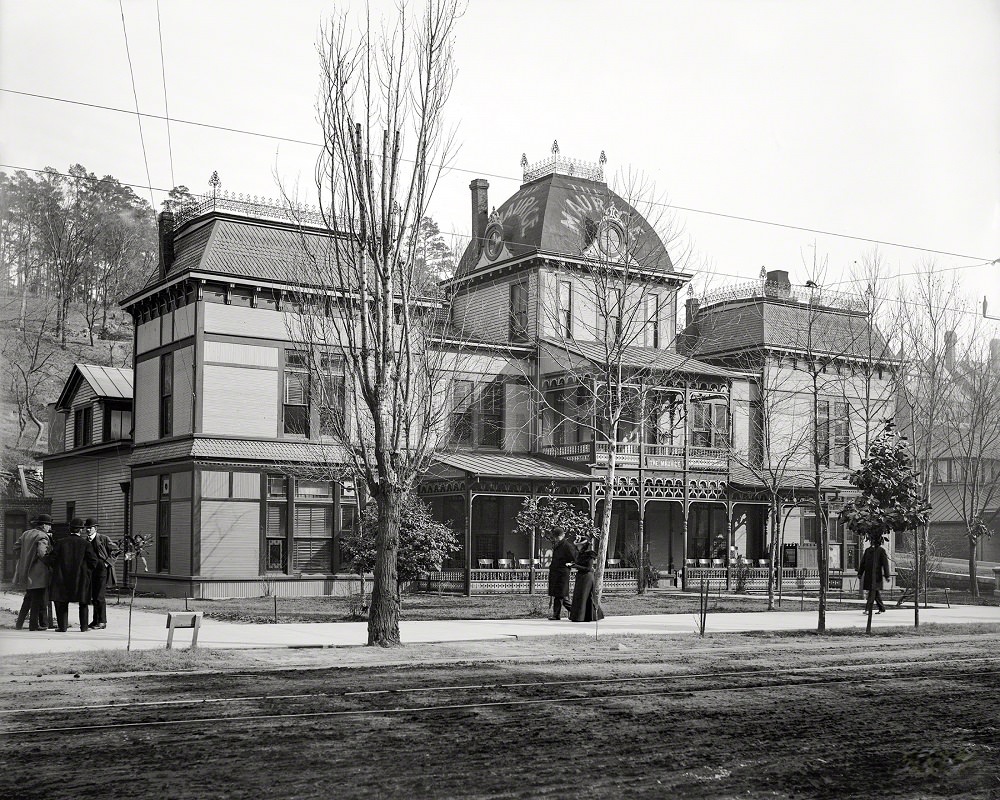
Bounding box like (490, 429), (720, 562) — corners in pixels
(858, 536), (891, 614)
(547, 527), (577, 620)
(85, 518), (118, 630)
(47, 517), (98, 632)
(569, 535), (605, 623)
(13, 514), (53, 631)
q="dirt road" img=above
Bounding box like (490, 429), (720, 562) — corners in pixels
(2, 634), (998, 799)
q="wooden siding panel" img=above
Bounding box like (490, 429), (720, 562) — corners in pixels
(132, 503), (157, 573)
(232, 472), (261, 499)
(452, 281), (509, 342)
(201, 471), (230, 499)
(174, 304), (196, 340)
(161, 310), (175, 345)
(203, 303), (289, 341)
(133, 475), (158, 503)
(199, 500), (260, 577)
(203, 341), (279, 368)
(137, 319), (160, 354)
(134, 358), (159, 443)
(45, 455), (128, 536)
(170, 499), (193, 575)
(173, 345), (195, 435)
(202, 365), (278, 437)
(172, 470), (193, 499)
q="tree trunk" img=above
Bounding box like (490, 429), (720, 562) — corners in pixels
(594, 448), (617, 604)
(766, 498), (779, 611)
(968, 534), (979, 599)
(368, 487), (402, 646)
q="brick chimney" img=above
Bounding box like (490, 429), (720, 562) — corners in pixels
(469, 179), (489, 258)
(686, 295), (701, 327)
(158, 210), (175, 279)
(944, 329), (956, 370)
(766, 269), (791, 291)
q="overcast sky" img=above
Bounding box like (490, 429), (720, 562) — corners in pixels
(2, 0), (998, 319)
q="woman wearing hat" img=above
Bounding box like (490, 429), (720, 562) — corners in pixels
(569, 534), (605, 623)
(85, 518), (118, 629)
(13, 514), (53, 631)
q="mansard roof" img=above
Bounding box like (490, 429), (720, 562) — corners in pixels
(455, 172), (674, 278)
(684, 298), (895, 363)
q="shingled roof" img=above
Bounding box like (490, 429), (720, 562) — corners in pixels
(684, 299), (894, 362)
(456, 172), (674, 278)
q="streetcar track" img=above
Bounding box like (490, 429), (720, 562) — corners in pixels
(5, 666), (998, 737)
(2, 653), (995, 717)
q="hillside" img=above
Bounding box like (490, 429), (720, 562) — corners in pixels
(0, 292), (133, 471)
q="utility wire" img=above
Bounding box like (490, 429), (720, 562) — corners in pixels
(155, 0), (176, 188)
(117, 2), (156, 209)
(2, 86), (996, 265)
(1, 160), (996, 322)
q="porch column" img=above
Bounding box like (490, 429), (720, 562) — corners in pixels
(465, 486), (473, 598)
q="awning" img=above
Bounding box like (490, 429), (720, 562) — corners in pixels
(431, 450), (596, 482)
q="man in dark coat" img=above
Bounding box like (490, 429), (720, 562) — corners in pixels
(48, 518), (98, 632)
(547, 527), (577, 620)
(857, 537), (891, 614)
(85, 518), (118, 630)
(13, 514), (54, 630)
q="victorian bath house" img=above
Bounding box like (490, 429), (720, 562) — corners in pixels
(44, 150), (892, 598)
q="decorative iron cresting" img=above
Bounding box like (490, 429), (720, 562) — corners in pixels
(522, 149), (606, 183)
(699, 276), (867, 313)
(173, 189), (330, 229)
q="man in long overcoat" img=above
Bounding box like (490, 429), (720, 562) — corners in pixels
(13, 514), (53, 631)
(48, 518), (98, 632)
(547, 527), (577, 620)
(85, 518), (118, 630)
(857, 537), (891, 614)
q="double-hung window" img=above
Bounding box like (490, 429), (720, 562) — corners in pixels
(157, 474), (171, 573)
(284, 350), (310, 436)
(509, 282), (528, 342)
(646, 294), (661, 348)
(318, 352), (346, 437)
(159, 352), (173, 437)
(73, 406), (93, 448)
(558, 280), (573, 339)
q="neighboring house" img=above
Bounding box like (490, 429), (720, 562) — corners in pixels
(680, 270), (898, 584)
(43, 363), (132, 543)
(0, 466), (50, 582)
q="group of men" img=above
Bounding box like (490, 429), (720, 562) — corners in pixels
(11, 514), (119, 632)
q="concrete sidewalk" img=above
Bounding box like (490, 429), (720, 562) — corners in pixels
(2, 591), (999, 657)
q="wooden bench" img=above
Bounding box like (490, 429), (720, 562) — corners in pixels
(166, 611), (203, 650)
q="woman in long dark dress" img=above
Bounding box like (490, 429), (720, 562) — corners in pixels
(569, 537), (604, 622)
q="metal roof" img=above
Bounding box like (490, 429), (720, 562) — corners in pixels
(433, 451), (595, 481)
(76, 364), (133, 399)
(559, 340), (738, 379)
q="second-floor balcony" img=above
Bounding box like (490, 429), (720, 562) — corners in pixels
(541, 440), (729, 471)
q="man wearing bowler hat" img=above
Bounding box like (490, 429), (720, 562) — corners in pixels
(85, 518), (118, 629)
(13, 513), (54, 630)
(48, 517), (97, 632)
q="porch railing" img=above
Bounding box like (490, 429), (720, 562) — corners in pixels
(683, 567), (822, 592)
(540, 441), (728, 471)
(422, 567), (639, 595)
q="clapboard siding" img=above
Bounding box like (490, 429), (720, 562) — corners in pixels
(203, 303), (289, 341)
(452, 281), (511, 342)
(45, 454), (129, 535)
(137, 319), (161, 354)
(161, 310), (175, 344)
(232, 472), (260, 499)
(199, 500), (260, 577)
(171, 499), (193, 575)
(203, 340), (279, 368)
(174, 304), (196, 340)
(172, 470), (193, 499)
(173, 345), (195, 434)
(133, 475), (158, 503)
(134, 358), (159, 442)
(132, 503), (157, 573)
(64, 383), (98, 449)
(201, 471), (229, 499)
(202, 365), (278, 437)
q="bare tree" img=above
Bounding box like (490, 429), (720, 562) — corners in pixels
(283, 0), (461, 646)
(1, 302), (59, 451)
(940, 333), (1000, 597)
(535, 167), (701, 602)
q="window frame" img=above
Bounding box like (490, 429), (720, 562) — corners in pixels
(157, 474), (171, 574)
(159, 351), (174, 438)
(509, 281), (529, 343)
(283, 349), (310, 437)
(73, 405), (93, 448)
(557, 279), (573, 339)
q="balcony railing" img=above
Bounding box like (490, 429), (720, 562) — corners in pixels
(540, 441), (728, 471)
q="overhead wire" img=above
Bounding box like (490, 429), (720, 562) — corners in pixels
(117, 1), (156, 209)
(155, 0), (176, 188)
(2, 86), (996, 266)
